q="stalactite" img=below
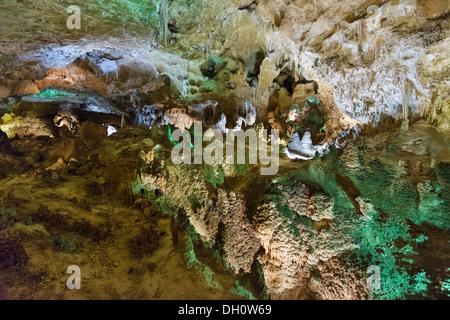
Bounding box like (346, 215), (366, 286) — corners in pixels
(159, 0), (169, 47)
(402, 79), (412, 130)
(266, 31), (300, 80)
(352, 20), (363, 40)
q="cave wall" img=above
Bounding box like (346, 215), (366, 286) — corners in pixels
(1, 0), (449, 130)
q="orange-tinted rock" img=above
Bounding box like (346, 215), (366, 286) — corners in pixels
(11, 80), (39, 96)
(0, 86), (10, 99)
(35, 65), (108, 96)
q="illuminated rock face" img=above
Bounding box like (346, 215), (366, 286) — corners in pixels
(1, 0), (448, 130)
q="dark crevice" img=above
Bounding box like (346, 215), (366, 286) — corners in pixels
(335, 173), (362, 214)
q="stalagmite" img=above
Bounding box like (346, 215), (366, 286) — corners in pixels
(402, 79), (412, 131)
